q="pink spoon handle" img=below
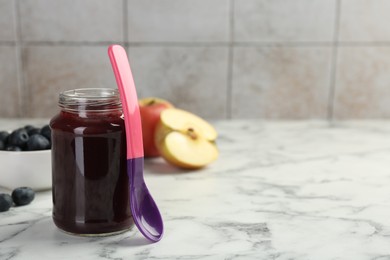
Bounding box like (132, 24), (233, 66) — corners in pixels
(108, 45), (143, 159)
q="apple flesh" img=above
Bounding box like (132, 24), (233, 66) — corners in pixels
(155, 108), (218, 169)
(139, 97), (173, 157)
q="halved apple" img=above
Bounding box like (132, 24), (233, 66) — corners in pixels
(155, 108), (218, 169)
(139, 97), (173, 157)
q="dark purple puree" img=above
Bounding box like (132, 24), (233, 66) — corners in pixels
(50, 110), (133, 235)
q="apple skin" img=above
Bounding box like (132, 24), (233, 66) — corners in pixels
(139, 98), (173, 157)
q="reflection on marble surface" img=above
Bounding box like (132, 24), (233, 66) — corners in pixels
(1, 120), (390, 259)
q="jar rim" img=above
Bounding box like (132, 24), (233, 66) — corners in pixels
(60, 88), (119, 100)
(59, 88), (122, 112)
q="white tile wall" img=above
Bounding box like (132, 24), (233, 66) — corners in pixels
(128, 46), (228, 118)
(0, 0), (16, 42)
(0, 0), (389, 119)
(19, 0), (123, 42)
(339, 0), (390, 42)
(0, 46), (20, 117)
(23, 46), (117, 117)
(234, 0), (336, 42)
(128, 0), (230, 42)
(334, 47), (390, 118)
(232, 47), (332, 119)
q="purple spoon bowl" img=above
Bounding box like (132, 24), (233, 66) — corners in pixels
(129, 158), (163, 240)
(108, 45), (164, 242)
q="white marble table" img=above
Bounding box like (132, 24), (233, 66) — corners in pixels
(1, 120), (390, 260)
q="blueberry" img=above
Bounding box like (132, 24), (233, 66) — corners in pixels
(24, 125), (35, 132)
(27, 128), (41, 136)
(8, 128), (29, 148)
(0, 140), (4, 150)
(0, 193), (13, 212)
(40, 125), (51, 141)
(12, 187), (35, 206)
(0, 131), (9, 144)
(26, 134), (50, 151)
(5, 146), (22, 151)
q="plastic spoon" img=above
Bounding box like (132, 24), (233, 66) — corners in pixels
(108, 45), (163, 242)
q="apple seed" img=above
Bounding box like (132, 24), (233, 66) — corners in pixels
(187, 128), (198, 140)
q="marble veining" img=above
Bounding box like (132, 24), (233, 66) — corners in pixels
(1, 120), (390, 259)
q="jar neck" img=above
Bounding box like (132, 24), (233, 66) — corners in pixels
(60, 109), (123, 119)
(59, 88), (122, 117)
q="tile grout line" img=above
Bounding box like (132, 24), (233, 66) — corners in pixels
(328, 0), (341, 124)
(7, 41), (390, 47)
(16, 41), (334, 47)
(226, 0), (234, 120)
(13, 0), (27, 118)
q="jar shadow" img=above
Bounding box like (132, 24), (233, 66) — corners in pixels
(53, 225), (153, 247)
(114, 236), (153, 247)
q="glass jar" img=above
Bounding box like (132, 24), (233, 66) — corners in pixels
(50, 88), (133, 236)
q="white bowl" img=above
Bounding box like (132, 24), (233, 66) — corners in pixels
(0, 149), (51, 191)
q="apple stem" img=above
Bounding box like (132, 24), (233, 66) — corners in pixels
(147, 99), (156, 106)
(187, 128), (197, 139)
